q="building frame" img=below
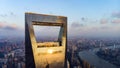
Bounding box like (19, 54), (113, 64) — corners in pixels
(25, 12), (67, 68)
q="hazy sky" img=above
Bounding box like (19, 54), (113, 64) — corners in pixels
(0, 0), (120, 38)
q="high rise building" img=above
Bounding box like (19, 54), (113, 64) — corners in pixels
(25, 12), (67, 68)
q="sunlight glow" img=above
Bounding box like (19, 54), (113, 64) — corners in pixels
(48, 49), (53, 54)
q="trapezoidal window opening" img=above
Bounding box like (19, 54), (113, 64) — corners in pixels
(33, 25), (62, 47)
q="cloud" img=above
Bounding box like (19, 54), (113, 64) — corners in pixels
(71, 22), (84, 27)
(100, 26), (109, 29)
(33, 26), (60, 38)
(0, 23), (5, 27)
(112, 11), (120, 18)
(111, 19), (120, 24)
(0, 12), (16, 18)
(81, 17), (88, 22)
(3, 26), (17, 30)
(0, 22), (20, 30)
(100, 18), (108, 24)
(0, 22), (24, 38)
(10, 12), (16, 16)
(68, 21), (120, 38)
(0, 22), (7, 27)
(90, 20), (98, 23)
(0, 14), (7, 17)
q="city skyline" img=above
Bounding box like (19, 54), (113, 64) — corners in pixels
(0, 0), (120, 38)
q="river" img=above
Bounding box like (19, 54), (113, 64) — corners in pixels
(79, 45), (120, 68)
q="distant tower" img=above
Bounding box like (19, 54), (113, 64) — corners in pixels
(25, 12), (67, 68)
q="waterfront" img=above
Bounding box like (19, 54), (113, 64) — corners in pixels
(79, 45), (120, 68)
